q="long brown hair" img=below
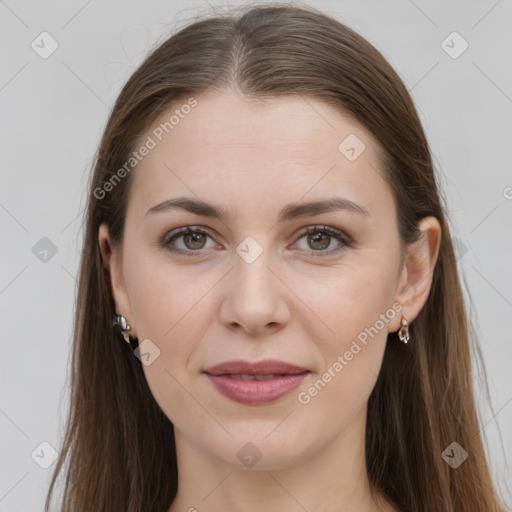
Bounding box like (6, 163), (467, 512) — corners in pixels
(45, 4), (507, 511)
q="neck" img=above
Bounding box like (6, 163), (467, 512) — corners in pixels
(167, 409), (396, 512)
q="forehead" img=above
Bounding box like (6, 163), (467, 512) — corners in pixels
(126, 91), (393, 223)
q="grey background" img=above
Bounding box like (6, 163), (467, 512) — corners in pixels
(1, 0), (511, 510)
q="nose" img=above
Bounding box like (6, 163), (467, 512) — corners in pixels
(218, 249), (291, 336)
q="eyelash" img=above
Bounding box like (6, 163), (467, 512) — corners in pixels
(160, 225), (353, 258)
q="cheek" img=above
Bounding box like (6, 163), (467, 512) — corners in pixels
(295, 275), (393, 428)
(296, 257), (398, 347)
(125, 260), (213, 428)
(127, 252), (219, 344)
(293, 255), (398, 408)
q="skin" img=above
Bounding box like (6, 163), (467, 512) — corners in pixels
(99, 91), (441, 512)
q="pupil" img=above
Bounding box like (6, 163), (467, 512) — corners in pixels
(309, 232), (330, 250)
(185, 232), (205, 250)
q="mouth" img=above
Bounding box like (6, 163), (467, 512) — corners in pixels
(203, 359), (310, 404)
(226, 373), (298, 381)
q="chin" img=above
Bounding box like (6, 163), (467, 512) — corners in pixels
(199, 426), (319, 471)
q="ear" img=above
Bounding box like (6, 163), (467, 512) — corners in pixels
(390, 216), (442, 332)
(98, 223), (137, 337)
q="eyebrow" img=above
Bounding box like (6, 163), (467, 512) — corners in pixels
(144, 196), (370, 222)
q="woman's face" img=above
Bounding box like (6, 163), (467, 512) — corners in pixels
(101, 91), (410, 469)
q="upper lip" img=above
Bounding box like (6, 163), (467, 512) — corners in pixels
(204, 359), (309, 376)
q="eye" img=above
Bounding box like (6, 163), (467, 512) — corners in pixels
(293, 225), (352, 256)
(162, 226), (217, 256)
(161, 225), (352, 257)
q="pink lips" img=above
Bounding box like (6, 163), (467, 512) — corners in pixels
(203, 359), (310, 405)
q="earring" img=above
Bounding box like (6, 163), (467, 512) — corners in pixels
(113, 313), (132, 344)
(398, 316), (410, 344)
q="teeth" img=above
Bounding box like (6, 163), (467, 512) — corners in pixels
(230, 373), (282, 381)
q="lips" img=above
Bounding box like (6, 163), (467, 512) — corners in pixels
(203, 359), (310, 404)
(204, 359), (309, 376)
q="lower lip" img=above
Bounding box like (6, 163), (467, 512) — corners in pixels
(205, 372), (309, 404)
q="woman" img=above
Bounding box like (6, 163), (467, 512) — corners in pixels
(45, 4), (507, 511)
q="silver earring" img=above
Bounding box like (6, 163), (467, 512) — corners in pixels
(398, 316), (410, 344)
(113, 313), (132, 344)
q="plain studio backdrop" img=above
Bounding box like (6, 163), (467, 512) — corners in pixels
(0, 0), (511, 510)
